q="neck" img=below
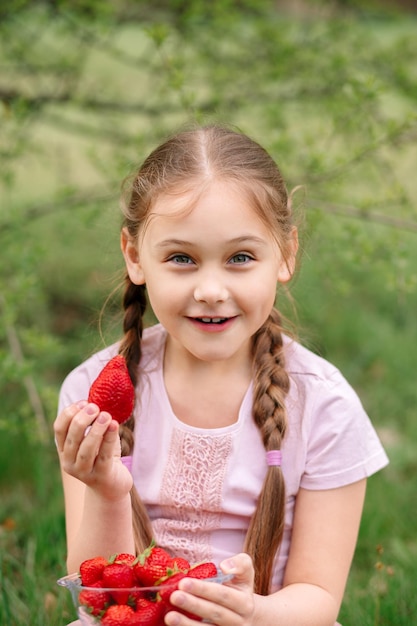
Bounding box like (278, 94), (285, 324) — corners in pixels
(163, 335), (253, 429)
(163, 334), (253, 380)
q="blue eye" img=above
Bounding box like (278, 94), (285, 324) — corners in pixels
(229, 253), (253, 264)
(169, 254), (194, 265)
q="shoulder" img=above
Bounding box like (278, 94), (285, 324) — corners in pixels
(283, 335), (346, 390)
(282, 335), (368, 428)
(281, 336), (389, 488)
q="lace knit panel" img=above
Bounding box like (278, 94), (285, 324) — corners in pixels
(152, 427), (233, 564)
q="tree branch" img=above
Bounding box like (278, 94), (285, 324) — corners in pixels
(2, 187), (417, 237)
(318, 202), (417, 232)
(0, 187), (116, 234)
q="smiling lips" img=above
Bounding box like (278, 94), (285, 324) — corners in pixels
(199, 317), (228, 324)
(188, 315), (236, 330)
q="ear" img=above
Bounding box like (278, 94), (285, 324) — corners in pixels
(120, 227), (146, 285)
(277, 227), (299, 284)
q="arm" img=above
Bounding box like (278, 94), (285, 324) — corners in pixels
(166, 480), (366, 626)
(276, 481), (366, 620)
(54, 402), (136, 573)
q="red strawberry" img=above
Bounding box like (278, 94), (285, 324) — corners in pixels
(101, 604), (136, 625)
(103, 562), (136, 588)
(102, 562), (136, 604)
(131, 598), (166, 626)
(188, 562), (218, 580)
(172, 556), (190, 572)
(79, 555), (108, 586)
(158, 572), (187, 604)
(79, 583), (111, 616)
(113, 552), (137, 566)
(88, 355), (135, 424)
(134, 543), (174, 586)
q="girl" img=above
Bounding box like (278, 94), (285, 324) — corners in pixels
(54, 124), (388, 626)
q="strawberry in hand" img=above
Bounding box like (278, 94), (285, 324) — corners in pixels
(88, 355), (135, 424)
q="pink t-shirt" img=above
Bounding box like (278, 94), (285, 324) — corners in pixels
(59, 323), (388, 592)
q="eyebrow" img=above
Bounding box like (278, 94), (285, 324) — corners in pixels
(155, 235), (268, 248)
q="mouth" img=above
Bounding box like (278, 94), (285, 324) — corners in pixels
(187, 315), (236, 332)
(197, 317), (229, 324)
(188, 315), (237, 327)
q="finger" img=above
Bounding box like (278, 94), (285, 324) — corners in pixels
(80, 419), (132, 495)
(73, 411), (116, 466)
(171, 578), (250, 624)
(90, 418), (121, 468)
(220, 553), (255, 590)
(62, 403), (101, 462)
(54, 401), (87, 452)
(82, 410), (116, 448)
(168, 590), (240, 626)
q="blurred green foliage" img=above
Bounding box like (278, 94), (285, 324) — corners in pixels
(1, 1), (417, 623)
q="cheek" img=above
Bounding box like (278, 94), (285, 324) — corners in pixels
(254, 285), (278, 320)
(250, 273), (278, 301)
(145, 277), (179, 311)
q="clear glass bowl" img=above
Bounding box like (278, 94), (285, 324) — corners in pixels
(58, 571), (231, 625)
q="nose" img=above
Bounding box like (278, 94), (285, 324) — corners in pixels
(193, 269), (229, 304)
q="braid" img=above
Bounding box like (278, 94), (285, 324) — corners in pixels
(118, 276), (153, 553)
(244, 308), (290, 595)
(119, 276), (146, 386)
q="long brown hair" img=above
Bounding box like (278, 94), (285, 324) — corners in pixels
(118, 124), (295, 595)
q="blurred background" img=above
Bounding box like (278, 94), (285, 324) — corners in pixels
(1, 0), (416, 623)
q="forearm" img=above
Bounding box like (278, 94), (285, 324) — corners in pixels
(254, 583), (339, 626)
(66, 488), (135, 574)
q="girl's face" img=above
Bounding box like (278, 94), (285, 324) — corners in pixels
(122, 179), (296, 368)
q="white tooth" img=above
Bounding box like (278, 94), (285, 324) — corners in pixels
(199, 317), (226, 323)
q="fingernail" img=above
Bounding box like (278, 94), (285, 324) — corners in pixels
(221, 558), (236, 573)
(85, 403), (98, 415)
(97, 412), (108, 424)
(172, 590), (186, 606)
(179, 578), (193, 592)
(165, 612), (180, 626)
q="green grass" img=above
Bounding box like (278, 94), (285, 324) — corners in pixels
(0, 436), (75, 625)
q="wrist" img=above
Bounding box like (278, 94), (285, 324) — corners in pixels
(86, 485), (133, 508)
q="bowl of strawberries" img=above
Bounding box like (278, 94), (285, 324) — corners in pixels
(58, 542), (230, 625)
